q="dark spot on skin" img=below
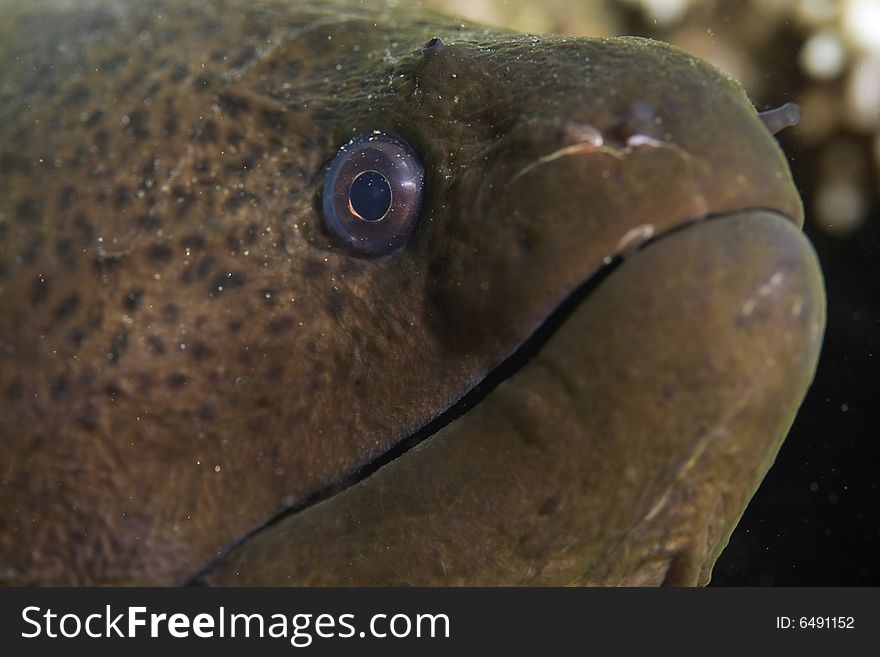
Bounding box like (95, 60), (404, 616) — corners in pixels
(192, 73), (212, 93)
(68, 327), (87, 347)
(124, 110), (149, 139)
(141, 157), (159, 176)
(65, 84), (91, 104)
(226, 155), (255, 177)
(104, 384), (121, 403)
(304, 258), (322, 280)
(93, 130), (110, 156)
(92, 251), (128, 275)
(99, 53), (127, 72)
(59, 185), (77, 210)
(260, 109), (286, 131)
(109, 332), (127, 362)
(166, 372), (187, 388)
(190, 340), (211, 361)
(70, 147), (88, 168)
(171, 65), (189, 81)
(144, 80), (161, 100)
(162, 303), (179, 324)
(5, 380), (23, 401)
(267, 364), (283, 380)
(138, 214), (161, 232)
(31, 275), (50, 305)
(538, 496), (561, 516)
(16, 198), (40, 224)
(325, 293), (343, 321)
(49, 375), (69, 401)
(662, 385), (676, 400)
(244, 223), (259, 244)
(194, 160), (209, 173)
(426, 258), (443, 281)
(75, 408), (98, 432)
(227, 130), (243, 147)
(135, 373), (154, 394)
(198, 21), (221, 37)
(199, 405), (216, 422)
(84, 110), (104, 128)
(123, 289), (144, 312)
(54, 238), (74, 268)
(231, 46), (256, 69)
(146, 335), (166, 355)
(22, 235), (45, 265)
(11, 127), (30, 147)
(172, 186), (195, 219)
(516, 226), (536, 253)
(114, 186), (132, 208)
(246, 410), (269, 432)
(266, 316), (295, 335)
(163, 111), (178, 138)
(223, 192), (254, 212)
(181, 234), (206, 250)
(53, 293), (80, 320)
(196, 255), (215, 280)
(147, 243), (173, 264)
(197, 120), (219, 143)
(338, 258), (363, 277)
(209, 271), (246, 296)
(0, 155), (30, 177)
(156, 27), (183, 47)
(226, 319), (243, 333)
(73, 214), (95, 245)
(218, 94), (248, 119)
(117, 69), (146, 95)
(278, 160), (303, 179)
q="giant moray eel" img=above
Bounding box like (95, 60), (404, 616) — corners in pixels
(0, 0), (825, 586)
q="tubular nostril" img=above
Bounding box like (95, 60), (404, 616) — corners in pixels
(758, 102), (801, 135)
(604, 101), (660, 148)
(422, 36), (445, 54)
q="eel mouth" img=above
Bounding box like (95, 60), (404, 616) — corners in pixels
(190, 206), (824, 586)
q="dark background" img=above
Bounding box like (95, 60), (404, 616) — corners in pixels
(711, 144), (879, 586)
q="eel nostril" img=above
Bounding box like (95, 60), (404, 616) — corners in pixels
(758, 102), (801, 135)
(605, 101), (660, 148)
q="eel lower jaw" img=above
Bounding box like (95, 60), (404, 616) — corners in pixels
(195, 208), (824, 586)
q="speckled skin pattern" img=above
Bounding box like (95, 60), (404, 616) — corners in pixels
(0, 0), (823, 585)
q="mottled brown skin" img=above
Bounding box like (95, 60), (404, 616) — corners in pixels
(0, 0), (823, 585)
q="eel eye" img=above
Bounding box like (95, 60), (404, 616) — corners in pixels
(322, 131), (425, 256)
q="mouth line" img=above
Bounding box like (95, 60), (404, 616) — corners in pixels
(185, 206), (793, 586)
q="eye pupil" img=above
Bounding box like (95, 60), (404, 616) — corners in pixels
(322, 131), (424, 256)
(349, 170), (392, 221)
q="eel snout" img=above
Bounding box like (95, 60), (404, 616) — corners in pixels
(197, 210), (825, 586)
